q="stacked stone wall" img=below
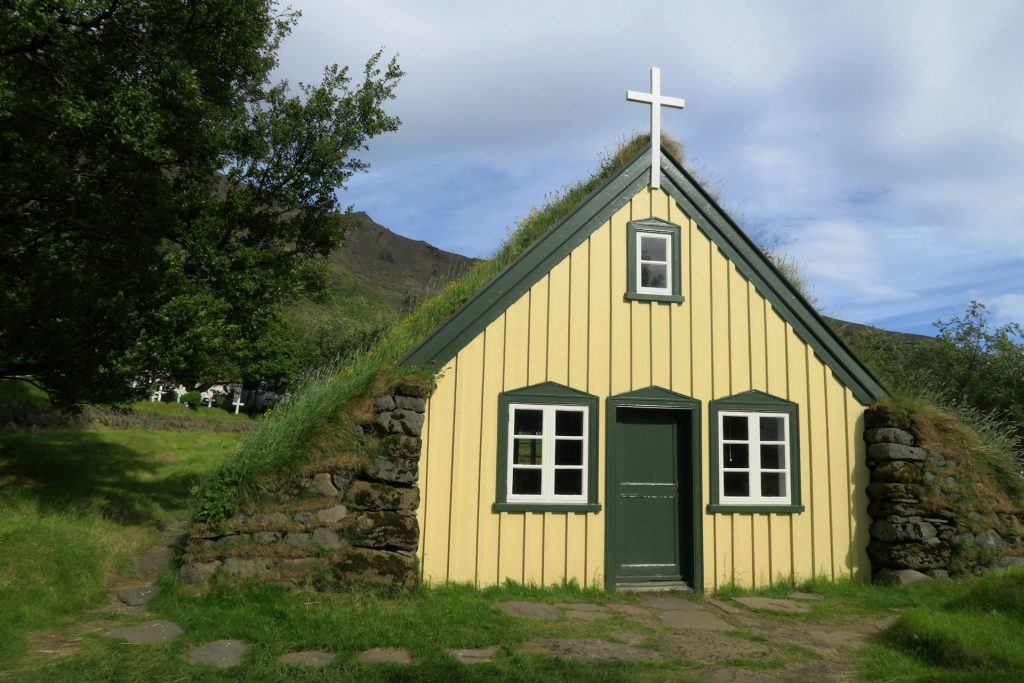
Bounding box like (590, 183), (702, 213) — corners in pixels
(864, 406), (1024, 583)
(179, 382), (428, 589)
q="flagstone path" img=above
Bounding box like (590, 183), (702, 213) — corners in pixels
(28, 523), (888, 679)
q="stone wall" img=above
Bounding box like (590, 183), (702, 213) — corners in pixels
(179, 382), (428, 589)
(864, 406), (1024, 583)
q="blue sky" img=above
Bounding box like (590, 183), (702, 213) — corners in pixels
(275, 1), (1024, 336)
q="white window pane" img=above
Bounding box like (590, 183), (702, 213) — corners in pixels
(514, 438), (542, 465)
(760, 444), (785, 470)
(724, 472), (749, 497)
(761, 473), (787, 497)
(555, 439), (583, 466)
(723, 415), (748, 440)
(641, 264), (667, 289)
(640, 235), (667, 261)
(760, 416), (785, 441)
(554, 469), (583, 496)
(555, 410), (583, 436)
(513, 409), (543, 435)
(723, 443), (749, 468)
(512, 468), (542, 495)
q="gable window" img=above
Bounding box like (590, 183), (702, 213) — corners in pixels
(626, 218), (684, 302)
(495, 383), (600, 512)
(709, 391), (804, 513)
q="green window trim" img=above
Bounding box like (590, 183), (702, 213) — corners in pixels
(494, 382), (601, 513)
(626, 218), (684, 303)
(708, 390), (804, 514)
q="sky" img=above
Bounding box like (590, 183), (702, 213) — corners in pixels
(275, 1), (1024, 336)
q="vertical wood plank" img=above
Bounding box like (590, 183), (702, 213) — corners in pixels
(826, 372), (853, 577)
(847, 392), (871, 580)
(523, 512), (545, 584)
(448, 336), (485, 583)
(785, 325), (813, 581)
(631, 302), (652, 389)
(547, 259), (571, 386)
(498, 513), (525, 584)
(503, 296), (530, 391)
(475, 323), (505, 586)
(421, 357), (457, 582)
(543, 513), (568, 586)
(806, 349), (834, 580)
(565, 512), (588, 585)
(728, 265), (751, 394)
(609, 205), (631, 395)
(668, 203), (692, 395)
(528, 277), (549, 386)
(748, 282), (767, 393)
(568, 244), (590, 391)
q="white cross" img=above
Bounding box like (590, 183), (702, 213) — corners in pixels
(627, 67), (685, 189)
(202, 392), (215, 408)
(174, 385), (187, 403)
(232, 394), (244, 415)
(150, 384), (165, 402)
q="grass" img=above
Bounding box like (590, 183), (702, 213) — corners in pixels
(195, 133), (675, 523)
(0, 379), (49, 404)
(0, 427), (241, 664)
(121, 399), (253, 424)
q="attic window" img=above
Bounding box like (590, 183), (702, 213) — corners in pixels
(626, 219), (684, 303)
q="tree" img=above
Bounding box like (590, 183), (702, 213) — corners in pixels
(0, 1), (402, 408)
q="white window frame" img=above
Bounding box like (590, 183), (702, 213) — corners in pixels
(635, 231), (673, 296)
(718, 411), (792, 505)
(507, 403), (588, 504)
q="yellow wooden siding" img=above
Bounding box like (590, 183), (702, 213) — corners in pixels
(416, 186), (871, 589)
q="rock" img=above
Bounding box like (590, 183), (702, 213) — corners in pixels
(926, 452), (947, 467)
(363, 456), (418, 486)
(312, 527), (341, 550)
(386, 435), (422, 458)
(393, 380), (432, 398)
(867, 539), (951, 569)
(267, 512), (288, 526)
(279, 650), (335, 667)
(185, 640), (249, 668)
(375, 395), (396, 412)
(358, 647), (412, 664)
(117, 586), (160, 606)
(252, 531), (281, 544)
(494, 601), (561, 620)
(873, 460), (924, 484)
(864, 427), (915, 446)
(345, 480), (420, 511)
(950, 533), (976, 550)
(394, 395), (426, 412)
(868, 500), (927, 518)
(787, 591), (824, 601)
(334, 548), (417, 589)
(293, 512), (315, 525)
(732, 597), (811, 613)
(390, 409), (425, 436)
(519, 638), (662, 662)
(374, 413), (396, 433)
(866, 482), (922, 503)
(215, 534), (246, 547)
(868, 443), (926, 463)
(279, 557), (328, 574)
(135, 547), (174, 574)
(312, 473), (338, 496)
(105, 620), (183, 644)
(992, 556), (1024, 569)
(870, 520), (938, 543)
(639, 595), (700, 610)
(659, 608), (733, 630)
(316, 505), (348, 524)
(874, 568), (931, 585)
(332, 470), (355, 492)
(704, 597), (744, 614)
(222, 558), (273, 579)
(923, 471), (937, 484)
(449, 646), (498, 664)
(978, 529), (1003, 551)
(180, 561), (221, 583)
(927, 569), (949, 579)
(283, 532), (311, 549)
(347, 511), (419, 551)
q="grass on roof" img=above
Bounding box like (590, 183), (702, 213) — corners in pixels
(194, 133), (676, 523)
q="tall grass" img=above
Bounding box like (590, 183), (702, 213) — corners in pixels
(195, 134), (676, 522)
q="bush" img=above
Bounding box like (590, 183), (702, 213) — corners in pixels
(182, 391), (202, 409)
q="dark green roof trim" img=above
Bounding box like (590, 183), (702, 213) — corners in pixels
(400, 142), (885, 406)
(400, 145), (651, 368)
(658, 155), (885, 405)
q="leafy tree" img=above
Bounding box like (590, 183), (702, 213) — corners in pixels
(0, 1), (402, 408)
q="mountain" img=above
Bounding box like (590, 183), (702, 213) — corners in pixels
(331, 212), (477, 312)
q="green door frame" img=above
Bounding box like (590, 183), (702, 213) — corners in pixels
(605, 386), (703, 593)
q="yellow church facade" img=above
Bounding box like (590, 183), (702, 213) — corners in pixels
(401, 144), (884, 592)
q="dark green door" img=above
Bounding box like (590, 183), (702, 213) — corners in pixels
(611, 408), (687, 583)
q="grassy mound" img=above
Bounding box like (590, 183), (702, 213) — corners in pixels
(194, 134), (679, 524)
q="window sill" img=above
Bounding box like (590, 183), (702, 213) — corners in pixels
(707, 503), (805, 514)
(493, 502), (602, 513)
(625, 292), (685, 303)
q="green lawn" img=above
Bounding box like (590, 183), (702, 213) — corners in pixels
(0, 427), (242, 665)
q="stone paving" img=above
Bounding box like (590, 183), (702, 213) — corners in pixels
(27, 521), (879, 678)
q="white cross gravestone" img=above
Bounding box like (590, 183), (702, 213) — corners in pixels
(627, 66), (685, 190)
(150, 385), (165, 402)
(174, 385), (187, 403)
(202, 391), (215, 408)
(232, 392), (244, 415)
